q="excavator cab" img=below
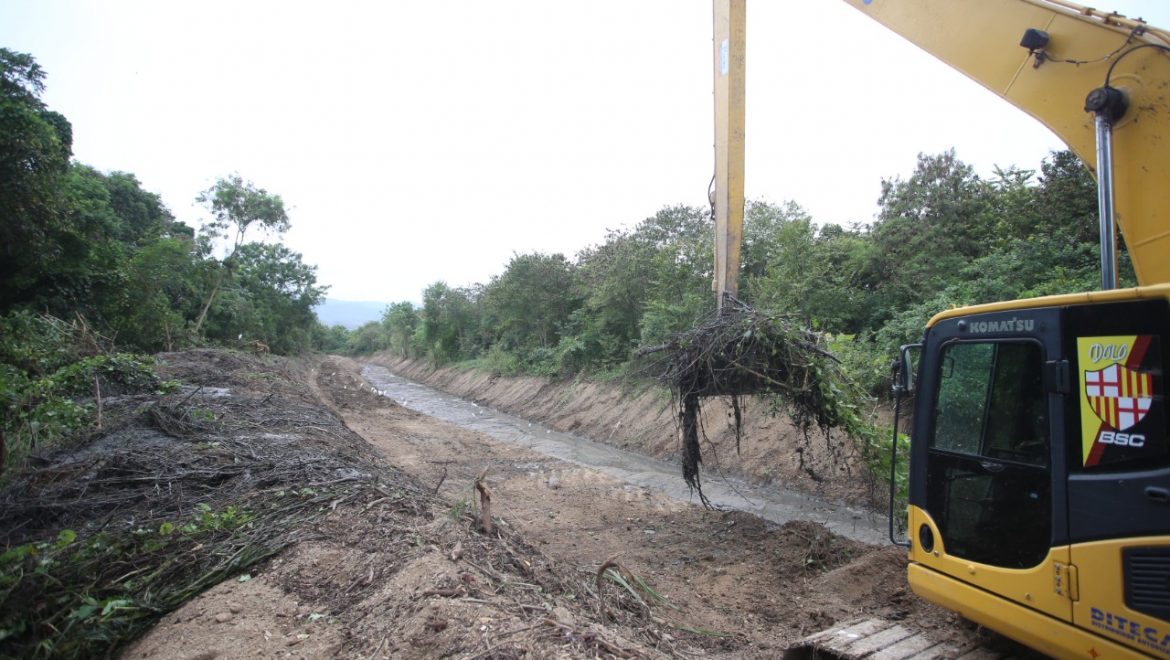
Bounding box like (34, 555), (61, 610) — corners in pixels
(894, 292), (1170, 658)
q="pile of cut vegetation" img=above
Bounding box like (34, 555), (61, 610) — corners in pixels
(0, 350), (667, 659)
(0, 349), (422, 657)
(642, 300), (868, 502)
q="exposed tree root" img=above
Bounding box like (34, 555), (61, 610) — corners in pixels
(642, 298), (865, 502)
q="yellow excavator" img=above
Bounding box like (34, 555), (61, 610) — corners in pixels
(711, 1), (1170, 657)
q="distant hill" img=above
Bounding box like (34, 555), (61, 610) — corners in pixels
(314, 299), (388, 329)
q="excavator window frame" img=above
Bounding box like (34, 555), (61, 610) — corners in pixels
(924, 337), (1053, 569)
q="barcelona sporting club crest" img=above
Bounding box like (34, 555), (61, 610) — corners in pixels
(1078, 333), (1166, 469)
(1084, 363), (1154, 431)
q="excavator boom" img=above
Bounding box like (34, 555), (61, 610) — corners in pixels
(714, 2), (1170, 658)
(841, 0), (1170, 286)
(711, 0), (745, 310)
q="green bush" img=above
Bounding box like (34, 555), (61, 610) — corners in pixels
(0, 313), (169, 475)
(0, 505), (254, 658)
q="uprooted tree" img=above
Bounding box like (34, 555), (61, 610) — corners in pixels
(641, 299), (871, 504)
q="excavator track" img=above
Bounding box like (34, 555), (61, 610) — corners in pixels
(783, 618), (1014, 660)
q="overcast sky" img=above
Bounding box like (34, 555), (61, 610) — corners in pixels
(4, 1), (1170, 304)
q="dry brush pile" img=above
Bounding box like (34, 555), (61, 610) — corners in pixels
(0, 350), (429, 658)
(0, 350), (690, 659)
(641, 300), (872, 503)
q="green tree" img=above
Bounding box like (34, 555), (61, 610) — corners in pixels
(381, 302), (419, 358)
(56, 165), (178, 323)
(481, 252), (579, 351)
(193, 175), (290, 333)
(735, 200), (883, 333)
(348, 321), (387, 355)
(573, 205), (711, 369)
(419, 282), (478, 364)
(312, 323), (351, 353)
(0, 49), (74, 310)
(740, 201), (821, 322)
(867, 150), (993, 323)
(202, 243), (327, 354)
(112, 236), (200, 351)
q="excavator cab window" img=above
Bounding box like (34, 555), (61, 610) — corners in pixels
(927, 340), (1051, 569)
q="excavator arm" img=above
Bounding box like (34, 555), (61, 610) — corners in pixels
(714, 3), (1170, 658)
(840, 0), (1170, 286)
(712, 1), (1170, 290)
(711, 0), (745, 311)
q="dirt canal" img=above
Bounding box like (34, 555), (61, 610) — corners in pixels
(360, 364), (887, 546)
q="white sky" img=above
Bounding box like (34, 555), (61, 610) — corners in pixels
(4, 1), (1170, 303)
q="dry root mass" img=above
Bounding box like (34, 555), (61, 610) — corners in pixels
(641, 300), (862, 501)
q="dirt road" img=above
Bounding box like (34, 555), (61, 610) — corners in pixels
(124, 354), (1019, 658)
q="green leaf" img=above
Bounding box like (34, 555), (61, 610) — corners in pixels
(101, 599), (133, 616)
(0, 544), (36, 564)
(68, 603), (98, 621)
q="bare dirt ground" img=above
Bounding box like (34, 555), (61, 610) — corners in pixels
(105, 351), (1029, 659)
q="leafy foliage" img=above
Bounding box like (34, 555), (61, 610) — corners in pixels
(0, 50), (328, 359)
(0, 504), (260, 658)
(195, 174), (290, 249)
(481, 252), (579, 353)
(0, 312), (168, 475)
(0, 49), (74, 311)
(346, 147), (1114, 396)
(381, 302), (419, 358)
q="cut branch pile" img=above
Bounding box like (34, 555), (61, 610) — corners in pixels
(0, 355), (429, 659)
(641, 299), (864, 502)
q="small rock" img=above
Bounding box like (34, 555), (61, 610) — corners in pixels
(214, 612), (233, 624)
(228, 602), (243, 614)
(546, 476), (560, 489)
(285, 637), (302, 647)
(552, 606), (575, 627)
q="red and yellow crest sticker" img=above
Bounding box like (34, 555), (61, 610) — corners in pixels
(1077, 335), (1161, 467)
(1084, 363), (1153, 430)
